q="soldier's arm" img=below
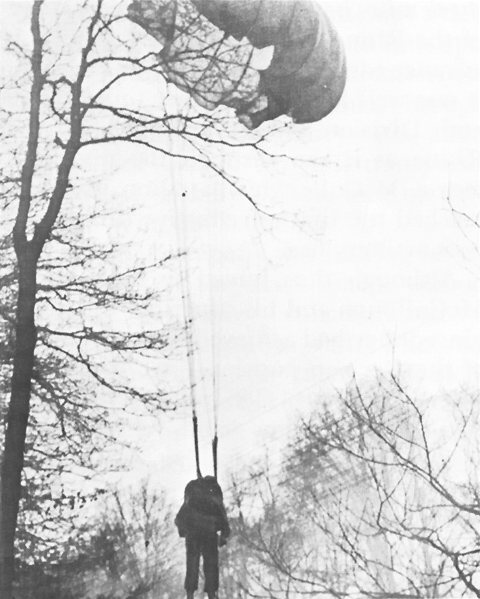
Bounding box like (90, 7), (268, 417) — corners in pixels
(217, 503), (231, 537)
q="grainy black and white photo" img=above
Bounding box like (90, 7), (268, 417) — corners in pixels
(0, 1), (478, 598)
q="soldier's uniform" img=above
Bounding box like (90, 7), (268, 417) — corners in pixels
(175, 476), (230, 599)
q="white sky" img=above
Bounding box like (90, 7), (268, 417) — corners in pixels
(142, 0), (480, 503)
(1, 1), (479, 504)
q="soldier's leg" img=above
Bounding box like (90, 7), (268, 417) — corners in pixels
(202, 534), (219, 599)
(185, 535), (201, 598)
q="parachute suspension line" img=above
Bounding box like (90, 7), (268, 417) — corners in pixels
(169, 139), (225, 482)
(182, 229), (202, 479)
(171, 145), (202, 479)
(211, 322), (218, 479)
(209, 158), (225, 480)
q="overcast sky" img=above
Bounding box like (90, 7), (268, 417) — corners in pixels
(142, 0), (479, 502)
(1, 0), (478, 504)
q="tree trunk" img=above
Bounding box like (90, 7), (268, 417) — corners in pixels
(0, 250), (39, 599)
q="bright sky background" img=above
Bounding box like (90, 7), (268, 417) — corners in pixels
(1, 0), (479, 505)
(126, 0), (479, 504)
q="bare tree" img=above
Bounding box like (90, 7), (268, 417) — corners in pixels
(67, 482), (182, 599)
(322, 376), (479, 597)
(447, 194), (480, 279)
(229, 375), (480, 599)
(0, 1), (288, 595)
(0, 157), (175, 589)
(12, 482), (181, 599)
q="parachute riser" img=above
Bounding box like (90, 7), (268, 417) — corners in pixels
(193, 414), (202, 478)
(212, 434), (218, 480)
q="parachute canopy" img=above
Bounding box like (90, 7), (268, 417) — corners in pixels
(127, 0), (346, 129)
